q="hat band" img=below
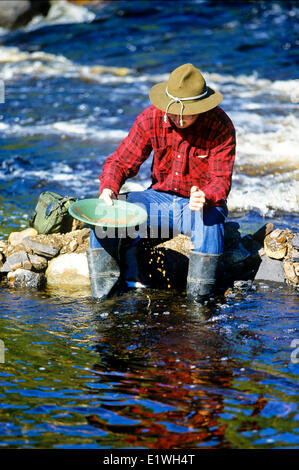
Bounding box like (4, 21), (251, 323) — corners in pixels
(164, 86), (208, 126)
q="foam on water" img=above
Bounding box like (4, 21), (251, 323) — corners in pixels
(0, 46), (131, 82)
(228, 173), (299, 215)
(0, 119), (127, 142)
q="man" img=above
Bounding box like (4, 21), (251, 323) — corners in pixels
(87, 63), (236, 301)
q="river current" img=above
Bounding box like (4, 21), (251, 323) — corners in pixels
(0, 0), (298, 449)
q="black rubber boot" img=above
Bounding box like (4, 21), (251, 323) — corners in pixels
(186, 251), (221, 301)
(86, 247), (121, 299)
(120, 242), (149, 289)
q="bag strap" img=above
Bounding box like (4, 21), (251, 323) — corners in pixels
(45, 196), (76, 217)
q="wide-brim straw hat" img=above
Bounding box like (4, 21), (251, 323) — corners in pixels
(149, 63), (222, 119)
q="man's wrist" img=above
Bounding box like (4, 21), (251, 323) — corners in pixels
(100, 187), (118, 197)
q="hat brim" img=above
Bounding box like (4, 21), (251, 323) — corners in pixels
(149, 82), (223, 115)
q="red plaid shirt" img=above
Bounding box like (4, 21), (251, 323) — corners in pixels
(99, 105), (236, 207)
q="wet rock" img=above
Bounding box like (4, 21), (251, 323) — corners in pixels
(46, 253), (90, 287)
(22, 237), (60, 259)
(282, 260), (299, 285)
(254, 255), (285, 283)
(264, 229), (290, 260)
(233, 280), (253, 290)
(7, 268), (46, 288)
(1, 251), (32, 273)
(8, 228), (38, 247)
(228, 279), (255, 297)
(27, 253), (48, 272)
(264, 243), (287, 260)
(0, 1), (50, 30)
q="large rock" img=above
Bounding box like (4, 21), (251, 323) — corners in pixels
(283, 260), (299, 285)
(22, 237), (60, 259)
(0, 1), (50, 30)
(1, 251), (32, 273)
(7, 268), (46, 288)
(254, 255), (285, 283)
(264, 228), (291, 260)
(46, 253), (90, 287)
(8, 228), (38, 247)
(27, 253), (48, 272)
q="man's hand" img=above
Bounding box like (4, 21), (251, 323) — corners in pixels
(99, 188), (117, 206)
(189, 186), (205, 211)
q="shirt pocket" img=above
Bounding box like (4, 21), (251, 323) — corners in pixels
(189, 148), (210, 176)
(154, 146), (173, 173)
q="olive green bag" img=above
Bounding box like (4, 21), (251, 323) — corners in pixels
(29, 191), (77, 234)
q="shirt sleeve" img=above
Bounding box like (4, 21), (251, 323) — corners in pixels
(99, 110), (153, 196)
(201, 123), (236, 206)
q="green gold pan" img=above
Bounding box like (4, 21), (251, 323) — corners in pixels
(68, 198), (148, 228)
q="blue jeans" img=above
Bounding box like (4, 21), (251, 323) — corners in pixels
(90, 189), (227, 254)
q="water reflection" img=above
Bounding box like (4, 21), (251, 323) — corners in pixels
(84, 292), (243, 448)
(0, 285), (298, 448)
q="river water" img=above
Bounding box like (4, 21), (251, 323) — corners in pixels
(0, 0), (298, 449)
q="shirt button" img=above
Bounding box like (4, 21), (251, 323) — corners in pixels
(175, 171), (178, 175)
(174, 187), (178, 191)
(178, 155), (181, 158)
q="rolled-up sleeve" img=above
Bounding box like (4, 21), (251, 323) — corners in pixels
(201, 124), (236, 206)
(99, 111), (152, 195)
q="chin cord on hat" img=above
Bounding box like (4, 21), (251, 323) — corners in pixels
(164, 87), (208, 126)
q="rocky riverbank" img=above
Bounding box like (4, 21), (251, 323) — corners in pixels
(0, 220), (298, 294)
